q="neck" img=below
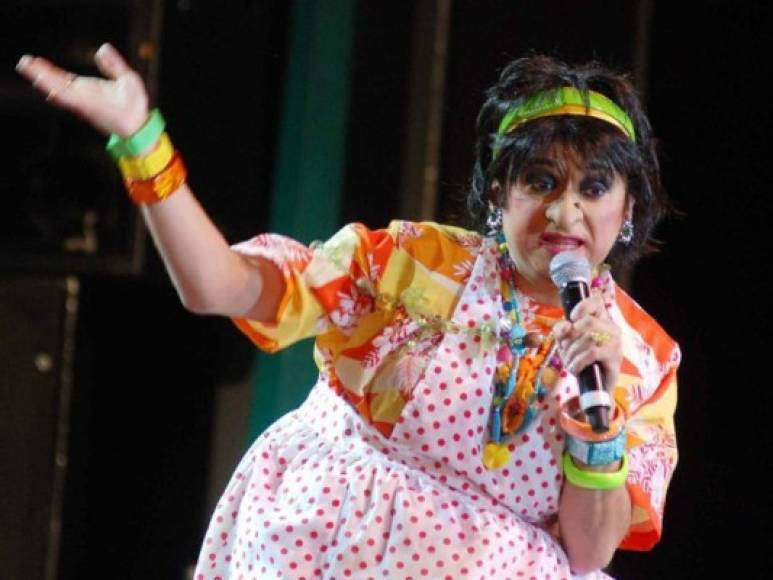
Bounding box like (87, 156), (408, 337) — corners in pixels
(512, 270), (562, 307)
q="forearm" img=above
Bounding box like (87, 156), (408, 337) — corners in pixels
(557, 458), (632, 575)
(141, 183), (273, 317)
(15, 48), (283, 320)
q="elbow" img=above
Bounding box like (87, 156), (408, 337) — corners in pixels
(178, 283), (256, 318)
(568, 551), (615, 576)
(562, 529), (618, 576)
(180, 297), (209, 315)
(179, 289), (217, 315)
(564, 533), (620, 576)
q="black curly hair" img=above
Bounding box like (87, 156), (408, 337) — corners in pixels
(468, 54), (671, 267)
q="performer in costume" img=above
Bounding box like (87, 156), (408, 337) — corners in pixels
(17, 46), (679, 579)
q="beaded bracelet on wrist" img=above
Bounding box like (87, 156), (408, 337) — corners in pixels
(565, 428), (627, 466)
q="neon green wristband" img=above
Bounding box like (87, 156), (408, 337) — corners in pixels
(562, 451), (629, 490)
(106, 108), (166, 161)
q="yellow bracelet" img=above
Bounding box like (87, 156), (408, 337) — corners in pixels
(117, 132), (175, 180)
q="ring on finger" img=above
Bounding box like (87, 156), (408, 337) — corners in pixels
(590, 330), (613, 346)
(46, 73), (77, 102)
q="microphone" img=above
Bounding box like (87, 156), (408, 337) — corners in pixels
(549, 252), (610, 433)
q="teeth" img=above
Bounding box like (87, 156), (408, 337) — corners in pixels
(542, 236), (581, 248)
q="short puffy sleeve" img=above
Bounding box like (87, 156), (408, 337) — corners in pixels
(229, 219), (482, 437)
(229, 222), (396, 353)
(612, 286), (681, 551)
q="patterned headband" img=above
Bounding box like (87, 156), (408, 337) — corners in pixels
(493, 87), (636, 159)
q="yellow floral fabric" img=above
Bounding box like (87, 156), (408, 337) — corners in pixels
(231, 221), (481, 436)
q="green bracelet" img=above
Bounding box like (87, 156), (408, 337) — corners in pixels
(562, 451), (629, 491)
(106, 108), (166, 161)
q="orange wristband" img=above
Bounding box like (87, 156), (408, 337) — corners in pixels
(559, 395), (627, 443)
(124, 151), (187, 205)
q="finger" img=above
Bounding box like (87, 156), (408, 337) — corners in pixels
(571, 316), (595, 333)
(571, 316), (619, 339)
(591, 287), (614, 320)
(569, 350), (620, 393)
(565, 346), (604, 376)
(552, 321), (571, 340)
(16, 55), (65, 89)
(16, 55), (79, 104)
(569, 294), (605, 322)
(94, 43), (132, 80)
(563, 334), (599, 369)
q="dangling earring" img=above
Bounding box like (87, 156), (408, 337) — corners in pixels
(487, 201), (510, 262)
(618, 219), (634, 244)
(486, 200), (503, 237)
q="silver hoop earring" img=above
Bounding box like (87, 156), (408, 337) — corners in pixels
(486, 201), (503, 236)
(618, 219), (634, 244)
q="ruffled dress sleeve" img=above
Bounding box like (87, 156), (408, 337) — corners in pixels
(228, 221), (397, 353)
(612, 286), (682, 551)
(228, 219), (480, 352)
(227, 219), (482, 438)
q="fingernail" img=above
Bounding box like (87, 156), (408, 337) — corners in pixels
(96, 43), (112, 59)
(16, 55), (31, 71)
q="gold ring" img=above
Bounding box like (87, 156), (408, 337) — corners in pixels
(590, 330), (613, 346)
(46, 73), (77, 102)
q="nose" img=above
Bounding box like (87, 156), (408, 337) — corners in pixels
(544, 186), (583, 228)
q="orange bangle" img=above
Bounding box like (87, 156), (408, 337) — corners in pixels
(559, 395), (627, 443)
(124, 151), (187, 205)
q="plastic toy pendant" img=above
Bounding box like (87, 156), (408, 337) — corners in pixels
(514, 406), (538, 435)
(483, 442), (511, 470)
(491, 407), (503, 438)
(496, 343), (514, 365)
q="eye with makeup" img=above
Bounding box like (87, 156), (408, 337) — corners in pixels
(521, 170), (611, 199)
(523, 171), (557, 194)
(580, 175), (611, 199)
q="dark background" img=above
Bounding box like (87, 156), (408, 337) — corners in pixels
(1, 1), (770, 578)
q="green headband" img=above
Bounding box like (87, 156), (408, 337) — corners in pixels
(493, 87), (636, 158)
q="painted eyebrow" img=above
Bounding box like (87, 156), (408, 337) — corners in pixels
(582, 159), (615, 177)
(521, 158), (558, 169)
(522, 157), (613, 178)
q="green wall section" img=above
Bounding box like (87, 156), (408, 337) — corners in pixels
(248, 0), (356, 441)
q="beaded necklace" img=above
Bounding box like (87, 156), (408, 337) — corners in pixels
(482, 232), (560, 470)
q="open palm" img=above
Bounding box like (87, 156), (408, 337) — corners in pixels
(16, 43), (149, 138)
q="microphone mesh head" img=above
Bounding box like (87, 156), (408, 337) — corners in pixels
(549, 251), (592, 288)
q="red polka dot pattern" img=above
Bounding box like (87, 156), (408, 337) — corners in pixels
(194, 240), (610, 579)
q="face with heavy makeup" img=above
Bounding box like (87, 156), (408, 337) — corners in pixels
(496, 144), (634, 304)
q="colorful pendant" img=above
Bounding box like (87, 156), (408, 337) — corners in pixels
(483, 233), (557, 470)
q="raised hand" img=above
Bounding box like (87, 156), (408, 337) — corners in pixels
(15, 43), (150, 138)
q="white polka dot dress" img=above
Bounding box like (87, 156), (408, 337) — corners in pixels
(194, 238), (612, 580)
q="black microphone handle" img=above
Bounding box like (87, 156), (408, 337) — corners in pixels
(558, 280), (610, 433)
(577, 364), (610, 433)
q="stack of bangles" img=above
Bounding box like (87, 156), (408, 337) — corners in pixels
(106, 108), (187, 205)
(560, 394), (629, 490)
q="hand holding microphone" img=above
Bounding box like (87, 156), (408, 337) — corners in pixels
(549, 252), (623, 433)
